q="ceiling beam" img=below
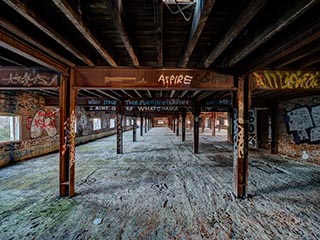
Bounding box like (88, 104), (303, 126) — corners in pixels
(110, 90), (123, 97)
(247, 20), (320, 71)
(153, 0), (163, 67)
(3, 0), (94, 66)
(301, 52), (320, 68)
(96, 89), (120, 101)
(197, 91), (214, 101)
(200, 0), (268, 68)
(134, 90), (142, 98)
(179, 0), (215, 67)
(0, 17), (75, 68)
(227, 0), (318, 67)
(121, 89), (133, 98)
(192, 90), (201, 98)
(51, 0), (117, 67)
(180, 90), (188, 98)
(104, 0), (140, 67)
(81, 89), (104, 98)
(0, 56), (26, 67)
(273, 41), (320, 68)
(0, 29), (68, 73)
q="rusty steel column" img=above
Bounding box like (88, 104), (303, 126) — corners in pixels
(116, 103), (123, 154)
(233, 76), (251, 198)
(59, 68), (77, 198)
(201, 116), (205, 133)
(269, 102), (278, 154)
(193, 104), (200, 154)
(181, 109), (186, 142)
(144, 116), (147, 133)
(176, 113), (179, 136)
(133, 108), (137, 142)
(212, 112), (216, 136)
(140, 113), (143, 137)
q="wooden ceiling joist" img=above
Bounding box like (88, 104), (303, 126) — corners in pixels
(200, 0), (268, 68)
(104, 0), (140, 67)
(2, 0), (94, 67)
(153, 0), (163, 67)
(0, 55), (26, 67)
(197, 91), (214, 101)
(0, 17), (75, 68)
(121, 89), (133, 98)
(51, 0), (117, 67)
(247, 20), (320, 71)
(96, 89), (120, 101)
(179, 0), (215, 67)
(134, 90), (142, 98)
(274, 41), (320, 68)
(180, 90), (188, 98)
(0, 29), (68, 73)
(227, 0), (318, 67)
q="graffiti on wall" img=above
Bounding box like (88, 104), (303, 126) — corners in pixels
(1, 71), (58, 87)
(252, 71), (320, 89)
(284, 105), (320, 144)
(249, 110), (257, 148)
(27, 109), (59, 138)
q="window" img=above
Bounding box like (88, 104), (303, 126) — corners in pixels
(93, 118), (101, 130)
(126, 119), (130, 126)
(110, 118), (115, 128)
(0, 115), (20, 143)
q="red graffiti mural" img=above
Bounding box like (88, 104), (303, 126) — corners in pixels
(27, 109), (59, 138)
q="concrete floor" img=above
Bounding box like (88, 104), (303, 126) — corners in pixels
(0, 127), (319, 240)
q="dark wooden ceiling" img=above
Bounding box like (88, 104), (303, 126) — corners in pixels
(0, 0), (319, 103)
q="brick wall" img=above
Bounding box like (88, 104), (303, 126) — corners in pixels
(277, 94), (320, 163)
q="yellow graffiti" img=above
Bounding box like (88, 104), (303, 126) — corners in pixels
(253, 71), (320, 89)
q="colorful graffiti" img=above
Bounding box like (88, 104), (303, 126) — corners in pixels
(284, 105), (320, 144)
(27, 109), (59, 138)
(252, 70), (320, 89)
(249, 110), (257, 148)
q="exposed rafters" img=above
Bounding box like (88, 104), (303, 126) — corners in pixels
(96, 89), (120, 101)
(0, 55), (26, 67)
(247, 20), (320, 71)
(273, 41), (320, 68)
(0, 29), (68, 73)
(0, 17), (75, 68)
(180, 90), (188, 98)
(104, 0), (140, 66)
(200, 0), (268, 68)
(51, 0), (117, 67)
(197, 91), (214, 101)
(192, 90), (201, 98)
(134, 90), (142, 98)
(121, 89), (133, 98)
(227, 0), (318, 67)
(153, 0), (163, 67)
(179, 0), (215, 67)
(2, 0), (94, 66)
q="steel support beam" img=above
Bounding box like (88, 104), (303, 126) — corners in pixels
(59, 68), (77, 197)
(233, 76), (251, 198)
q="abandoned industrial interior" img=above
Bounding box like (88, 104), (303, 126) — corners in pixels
(0, 0), (320, 239)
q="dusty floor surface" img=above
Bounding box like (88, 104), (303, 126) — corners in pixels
(0, 127), (319, 240)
